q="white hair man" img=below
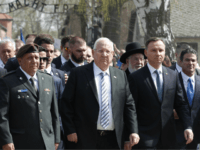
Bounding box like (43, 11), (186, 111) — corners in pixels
(120, 42), (146, 77)
(0, 39), (16, 68)
(61, 37), (139, 149)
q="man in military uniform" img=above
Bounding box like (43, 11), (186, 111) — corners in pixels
(0, 44), (60, 150)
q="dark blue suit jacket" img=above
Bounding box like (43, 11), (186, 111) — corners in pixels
(60, 59), (75, 76)
(0, 68), (7, 77)
(52, 75), (64, 107)
(52, 55), (62, 69)
(128, 65), (191, 148)
(176, 73), (200, 148)
(51, 67), (65, 88)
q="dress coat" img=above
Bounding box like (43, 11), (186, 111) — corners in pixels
(52, 55), (62, 69)
(128, 65), (191, 148)
(60, 59), (75, 76)
(61, 62), (138, 149)
(0, 68), (60, 149)
(175, 73), (200, 149)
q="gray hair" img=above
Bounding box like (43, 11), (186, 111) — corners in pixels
(93, 37), (114, 51)
(0, 39), (16, 50)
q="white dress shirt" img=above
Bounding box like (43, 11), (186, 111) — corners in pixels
(147, 63), (163, 91)
(45, 66), (53, 75)
(93, 62), (115, 130)
(176, 63), (182, 73)
(0, 58), (5, 68)
(70, 58), (84, 67)
(20, 66), (39, 90)
(61, 55), (68, 65)
(181, 71), (195, 93)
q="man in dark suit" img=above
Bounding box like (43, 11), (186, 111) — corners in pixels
(128, 37), (193, 149)
(120, 42), (146, 77)
(36, 37), (67, 86)
(0, 67), (7, 77)
(60, 36), (87, 75)
(61, 37), (139, 149)
(174, 48), (200, 149)
(0, 44), (60, 150)
(52, 36), (72, 69)
(170, 43), (200, 75)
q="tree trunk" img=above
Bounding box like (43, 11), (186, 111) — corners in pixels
(133, 0), (175, 60)
(102, 6), (121, 48)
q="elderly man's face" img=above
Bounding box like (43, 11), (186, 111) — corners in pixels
(127, 53), (144, 72)
(0, 42), (15, 64)
(39, 51), (47, 71)
(41, 43), (54, 65)
(85, 48), (94, 63)
(18, 53), (40, 76)
(145, 40), (165, 68)
(70, 42), (87, 64)
(93, 41), (114, 70)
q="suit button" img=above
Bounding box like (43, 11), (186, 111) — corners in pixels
(40, 110), (42, 113)
(38, 101), (41, 104)
(41, 128), (43, 131)
(40, 119), (42, 122)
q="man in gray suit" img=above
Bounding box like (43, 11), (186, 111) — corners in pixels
(0, 44), (60, 150)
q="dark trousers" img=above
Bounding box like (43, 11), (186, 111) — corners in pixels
(96, 130), (119, 149)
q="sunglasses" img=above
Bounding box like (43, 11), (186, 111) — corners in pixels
(65, 47), (69, 51)
(40, 57), (48, 62)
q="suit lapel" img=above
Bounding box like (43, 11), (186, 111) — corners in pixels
(16, 68), (37, 98)
(143, 65), (160, 103)
(192, 75), (200, 108)
(84, 62), (99, 103)
(37, 71), (43, 98)
(68, 59), (76, 69)
(162, 67), (170, 104)
(179, 73), (190, 107)
(109, 67), (117, 110)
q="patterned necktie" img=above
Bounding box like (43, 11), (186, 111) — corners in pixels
(155, 70), (163, 102)
(100, 72), (109, 129)
(30, 77), (37, 92)
(187, 78), (194, 106)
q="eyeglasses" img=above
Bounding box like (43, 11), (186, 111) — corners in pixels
(65, 47), (69, 51)
(96, 50), (112, 55)
(40, 57), (48, 62)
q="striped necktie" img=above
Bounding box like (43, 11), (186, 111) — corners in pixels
(100, 72), (109, 129)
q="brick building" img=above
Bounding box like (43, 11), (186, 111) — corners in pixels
(0, 14), (13, 39)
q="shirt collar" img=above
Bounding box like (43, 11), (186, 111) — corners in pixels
(93, 62), (110, 76)
(0, 58), (5, 68)
(19, 66), (37, 81)
(70, 58), (84, 67)
(176, 63), (182, 73)
(181, 71), (195, 83)
(147, 62), (162, 74)
(45, 66), (52, 74)
(61, 54), (67, 64)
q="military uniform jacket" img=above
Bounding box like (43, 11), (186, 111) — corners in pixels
(0, 68), (60, 149)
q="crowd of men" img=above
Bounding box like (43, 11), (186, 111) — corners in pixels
(0, 33), (199, 150)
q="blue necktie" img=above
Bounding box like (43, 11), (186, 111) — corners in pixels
(155, 70), (163, 102)
(100, 72), (109, 129)
(187, 78), (194, 106)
